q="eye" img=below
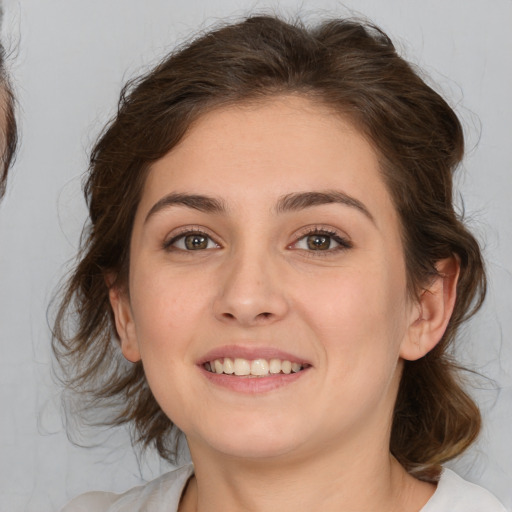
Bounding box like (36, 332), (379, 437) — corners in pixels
(166, 231), (220, 251)
(295, 234), (339, 251)
(291, 229), (351, 253)
(300, 234), (336, 251)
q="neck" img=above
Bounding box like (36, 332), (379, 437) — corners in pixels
(181, 436), (434, 512)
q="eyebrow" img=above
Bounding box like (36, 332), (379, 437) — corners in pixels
(145, 193), (227, 223)
(275, 190), (374, 222)
(145, 189), (374, 223)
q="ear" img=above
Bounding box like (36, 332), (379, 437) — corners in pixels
(108, 283), (141, 363)
(400, 256), (460, 361)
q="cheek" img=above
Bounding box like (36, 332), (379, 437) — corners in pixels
(294, 260), (409, 417)
(293, 259), (409, 363)
(127, 263), (214, 427)
(129, 260), (214, 358)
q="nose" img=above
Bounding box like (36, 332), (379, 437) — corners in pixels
(213, 249), (289, 327)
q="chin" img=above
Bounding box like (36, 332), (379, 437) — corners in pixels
(212, 436), (300, 460)
(192, 415), (308, 460)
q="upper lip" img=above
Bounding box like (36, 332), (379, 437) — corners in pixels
(198, 345), (312, 366)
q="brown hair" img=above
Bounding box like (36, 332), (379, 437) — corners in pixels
(0, 40), (18, 199)
(53, 15), (486, 480)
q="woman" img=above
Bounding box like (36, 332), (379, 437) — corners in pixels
(54, 15), (507, 511)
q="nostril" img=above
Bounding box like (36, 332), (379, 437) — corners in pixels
(221, 311), (272, 321)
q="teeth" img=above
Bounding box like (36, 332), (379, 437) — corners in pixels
(234, 358), (251, 376)
(205, 357), (305, 377)
(291, 362), (302, 373)
(251, 359), (269, 376)
(269, 358), (281, 374)
(223, 357), (234, 374)
(214, 360), (224, 374)
(281, 360), (292, 374)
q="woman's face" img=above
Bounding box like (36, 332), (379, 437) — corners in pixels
(113, 96), (421, 462)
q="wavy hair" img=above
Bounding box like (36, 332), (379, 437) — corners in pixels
(0, 39), (18, 198)
(53, 15), (485, 480)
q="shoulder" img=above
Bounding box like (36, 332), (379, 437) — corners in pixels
(60, 463), (194, 512)
(421, 468), (508, 512)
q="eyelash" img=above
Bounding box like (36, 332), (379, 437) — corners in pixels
(163, 226), (352, 254)
(290, 227), (352, 256)
(163, 227), (220, 252)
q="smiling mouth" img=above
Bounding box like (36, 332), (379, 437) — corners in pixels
(204, 357), (310, 377)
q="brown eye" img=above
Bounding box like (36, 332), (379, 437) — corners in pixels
(306, 234), (332, 250)
(292, 229), (351, 254)
(184, 234), (209, 250)
(167, 231), (219, 251)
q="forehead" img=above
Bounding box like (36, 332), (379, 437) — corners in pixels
(138, 95), (397, 228)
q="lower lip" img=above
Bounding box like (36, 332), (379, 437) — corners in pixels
(198, 365), (310, 394)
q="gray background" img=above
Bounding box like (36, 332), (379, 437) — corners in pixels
(1, 0), (511, 510)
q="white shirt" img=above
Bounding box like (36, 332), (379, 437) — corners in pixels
(61, 464), (507, 511)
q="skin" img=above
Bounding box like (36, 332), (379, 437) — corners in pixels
(110, 95), (458, 512)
